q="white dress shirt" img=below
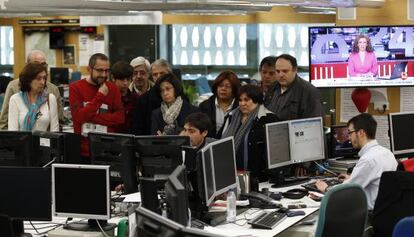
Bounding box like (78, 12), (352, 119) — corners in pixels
(8, 93), (59, 132)
(215, 98), (234, 132)
(344, 140), (397, 210)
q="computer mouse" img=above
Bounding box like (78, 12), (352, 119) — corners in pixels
(277, 207), (289, 213)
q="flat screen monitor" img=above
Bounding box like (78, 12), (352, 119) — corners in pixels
(309, 26), (414, 88)
(266, 120), (292, 169)
(135, 135), (190, 177)
(199, 137), (237, 206)
(0, 131), (34, 167)
(32, 131), (65, 166)
(89, 132), (137, 190)
(0, 167), (51, 236)
(52, 164), (115, 231)
(135, 206), (183, 237)
(50, 67), (69, 86)
(164, 165), (190, 226)
(389, 112), (414, 156)
(330, 124), (358, 158)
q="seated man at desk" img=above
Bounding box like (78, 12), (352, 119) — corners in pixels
(181, 112), (215, 149)
(315, 113), (397, 210)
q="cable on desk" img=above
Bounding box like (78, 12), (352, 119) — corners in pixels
(42, 157), (56, 168)
(96, 219), (113, 237)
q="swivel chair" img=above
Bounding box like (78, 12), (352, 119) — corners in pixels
(0, 214), (15, 237)
(315, 183), (368, 237)
(392, 216), (414, 237)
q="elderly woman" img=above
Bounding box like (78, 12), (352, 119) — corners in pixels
(348, 34), (378, 77)
(151, 73), (198, 135)
(199, 70), (240, 138)
(221, 84), (277, 181)
(8, 62), (59, 131)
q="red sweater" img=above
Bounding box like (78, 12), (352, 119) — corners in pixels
(69, 79), (125, 157)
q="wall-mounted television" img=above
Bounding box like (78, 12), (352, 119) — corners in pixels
(309, 26), (414, 88)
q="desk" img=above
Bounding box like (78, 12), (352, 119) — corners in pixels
(204, 182), (321, 237)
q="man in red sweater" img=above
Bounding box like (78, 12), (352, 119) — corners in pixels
(69, 53), (124, 158)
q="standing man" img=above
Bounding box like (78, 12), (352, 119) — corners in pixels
(129, 56), (153, 98)
(0, 50), (64, 130)
(69, 53), (124, 159)
(267, 54), (322, 121)
(132, 58), (172, 135)
(259, 56), (278, 103)
(316, 113), (397, 210)
(111, 61), (135, 134)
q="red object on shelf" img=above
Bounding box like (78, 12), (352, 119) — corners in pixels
(351, 88), (371, 112)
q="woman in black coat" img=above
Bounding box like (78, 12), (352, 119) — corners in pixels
(151, 73), (198, 135)
(199, 71), (240, 138)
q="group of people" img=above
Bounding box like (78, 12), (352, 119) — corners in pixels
(0, 46), (398, 211)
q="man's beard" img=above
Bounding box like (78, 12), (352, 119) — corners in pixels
(91, 76), (106, 86)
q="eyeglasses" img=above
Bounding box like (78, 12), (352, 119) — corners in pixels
(348, 130), (359, 135)
(93, 68), (110, 74)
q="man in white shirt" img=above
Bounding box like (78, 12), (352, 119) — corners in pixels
(316, 113), (398, 210)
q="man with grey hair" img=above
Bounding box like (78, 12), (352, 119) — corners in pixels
(129, 56), (153, 98)
(0, 50), (64, 130)
(151, 58), (172, 82)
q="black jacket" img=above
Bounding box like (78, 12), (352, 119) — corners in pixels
(199, 95), (238, 138)
(222, 105), (278, 182)
(151, 100), (199, 135)
(132, 87), (162, 135)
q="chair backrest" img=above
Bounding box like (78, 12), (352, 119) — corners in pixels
(373, 171), (414, 237)
(315, 183), (367, 237)
(392, 216), (414, 237)
(0, 214), (15, 237)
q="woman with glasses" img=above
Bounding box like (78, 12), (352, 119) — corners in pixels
(8, 62), (59, 131)
(151, 73), (198, 135)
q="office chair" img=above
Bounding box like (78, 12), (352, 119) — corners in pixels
(373, 171), (414, 237)
(315, 183), (367, 237)
(392, 216), (414, 237)
(0, 214), (15, 237)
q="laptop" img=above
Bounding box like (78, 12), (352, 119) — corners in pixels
(378, 62), (408, 80)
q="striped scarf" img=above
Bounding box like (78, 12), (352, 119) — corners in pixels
(21, 91), (48, 131)
(222, 106), (259, 152)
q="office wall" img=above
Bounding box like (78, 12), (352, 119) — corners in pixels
(335, 0), (413, 122)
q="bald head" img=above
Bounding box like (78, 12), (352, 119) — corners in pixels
(26, 50), (46, 64)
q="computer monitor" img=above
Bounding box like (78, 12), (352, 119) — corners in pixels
(330, 124), (358, 158)
(199, 137), (237, 207)
(135, 135), (190, 177)
(50, 67), (69, 86)
(135, 206), (183, 237)
(89, 132), (137, 192)
(0, 167), (51, 235)
(266, 120), (292, 169)
(389, 112), (414, 157)
(164, 165), (190, 226)
(52, 164), (115, 231)
(0, 131), (34, 167)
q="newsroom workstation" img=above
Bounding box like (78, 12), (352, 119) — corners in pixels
(1, 111), (413, 237)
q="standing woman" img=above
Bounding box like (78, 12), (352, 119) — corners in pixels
(199, 70), (240, 138)
(151, 73), (198, 135)
(348, 34), (378, 77)
(221, 84), (277, 181)
(8, 62), (59, 131)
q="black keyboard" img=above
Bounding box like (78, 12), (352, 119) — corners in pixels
(302, 178), (341, 192)
(191, 218), (208, 229)
(271, 177), (310, 188)
(248, 211), (287, 229)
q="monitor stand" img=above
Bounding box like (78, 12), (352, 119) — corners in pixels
(268, 168), (309, 188)
(64, 219), (116, 232)
(13, 220), (32, 237)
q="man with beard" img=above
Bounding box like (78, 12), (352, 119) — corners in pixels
(69, 53), (124, 159)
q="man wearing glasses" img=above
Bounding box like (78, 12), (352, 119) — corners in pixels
(0, 50), (64, 130)
(316, 113), (397, 210)
(69, 53), (124, 160)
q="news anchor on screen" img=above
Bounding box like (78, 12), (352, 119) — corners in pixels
(348, 35), (378, 77)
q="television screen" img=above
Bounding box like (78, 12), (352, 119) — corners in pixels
(309, 26), (414, 88)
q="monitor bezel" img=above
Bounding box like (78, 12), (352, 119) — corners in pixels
(308, 25), (414, 89)
(389, 111), (414, 155)
(265, 120), (292, 169)
(200, 136), (237, 207)
(51, 164), (111, 220)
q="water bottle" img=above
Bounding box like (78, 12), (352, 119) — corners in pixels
(226, 189), (236, 222)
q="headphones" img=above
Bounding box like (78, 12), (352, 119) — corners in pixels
(282, 188), (309, 199)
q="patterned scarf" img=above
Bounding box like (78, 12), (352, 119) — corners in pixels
(222, 105), (260, 152)
(21, 91), (48, 131)
(160, 96), (183, 135)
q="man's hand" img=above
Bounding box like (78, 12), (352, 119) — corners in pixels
(338, 173), (350, 183)
(98, 82), (109, 96)
(315, 180), (328, 193)
(294, 167), (307, 177)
